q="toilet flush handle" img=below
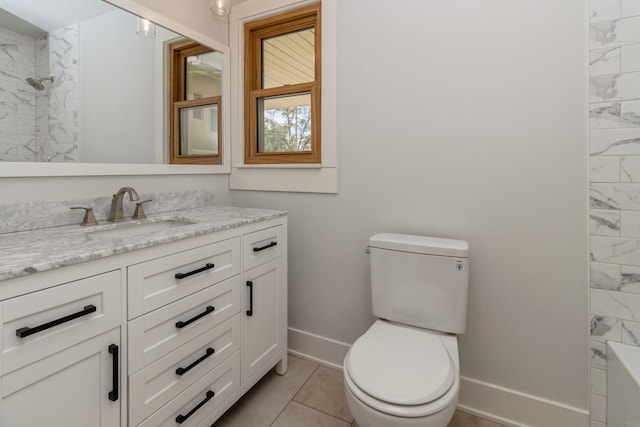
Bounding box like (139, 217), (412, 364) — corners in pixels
(365, 246), (371, 254)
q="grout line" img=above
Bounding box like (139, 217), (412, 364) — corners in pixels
(289, 365), (354, 424)
(268, 362), (320, 426)
(292, 363), (320, 401)
(293, 401), (353, 425)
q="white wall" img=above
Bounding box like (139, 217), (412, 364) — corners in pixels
(78, 10), (178, 164)
(229, 0), (589, 420)
(79, 10), (154, 163)
(0, 174), (230, 205)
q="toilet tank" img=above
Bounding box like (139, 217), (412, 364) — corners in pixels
(369, 233), (469, 334)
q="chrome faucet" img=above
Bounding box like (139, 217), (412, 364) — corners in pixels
(108, 187), (140, 222)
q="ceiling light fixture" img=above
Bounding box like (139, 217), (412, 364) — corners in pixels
(136, 17), (156, 38)
(211, 0), (231, 18)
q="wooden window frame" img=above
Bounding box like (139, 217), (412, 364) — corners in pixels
(244, 3), (321, 165)
(169, 40), (222, 165)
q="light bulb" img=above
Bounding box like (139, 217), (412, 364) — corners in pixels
(136, 18), (156, 38)
(211, 0), (230, 18)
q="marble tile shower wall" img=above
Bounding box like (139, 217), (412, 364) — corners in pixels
(0, 24), (79, 163)
(40, 24), (79, 163)
(589, 0), (640, 425)
(0, 27), (37, 161)
(35, 33), (49, 161)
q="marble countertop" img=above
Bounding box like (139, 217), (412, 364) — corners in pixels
(0, 206), (286, 282)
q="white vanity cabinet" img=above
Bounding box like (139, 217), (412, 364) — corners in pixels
(1, 328), (121, 426)
(0, 215), (287, 427)
(242, 225), (286, 382)
(0, 270), (122, 427)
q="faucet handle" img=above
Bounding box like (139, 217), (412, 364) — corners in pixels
(70, 207), (98, 226)
(132, 199), (152, 219)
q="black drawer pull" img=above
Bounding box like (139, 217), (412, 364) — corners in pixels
(174, 263), (215, 280)
(246, 281), (253, 316)
(176, 348), (215, 376)
(253, 241), (277, 252)
(16, 304), (97, 338)
(176, 390), (215, 424)
(108, 344), (119, 401)
(175, 306), (215, 329)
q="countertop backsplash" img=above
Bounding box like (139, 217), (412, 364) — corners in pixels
(0, 190), (216, 234)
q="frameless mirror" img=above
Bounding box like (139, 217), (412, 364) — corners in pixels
(0, 0), (225, 169)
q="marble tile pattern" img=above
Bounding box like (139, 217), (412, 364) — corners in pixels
(0, 22), (80, 163)
(0, 204), (286, 282)
(38, 24), (79, 163)
(35, 33), (49, 161)
(0, 26), (37, 162)
(0, 189), (217, 234)
(589, 0), (640, 424)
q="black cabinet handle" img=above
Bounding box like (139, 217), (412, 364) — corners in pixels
(246, 281), (253, 316)
(108, 344), (119, 401)
(176, 348), (215, 376)
(16, 304), (97, 338)
(175, 390), (215, 424)
(175, 306), (215, 329)
(253, 241), (277, 252)
(174, 263), (215, 280)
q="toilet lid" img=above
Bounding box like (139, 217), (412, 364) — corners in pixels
(347, 320), (454, 406)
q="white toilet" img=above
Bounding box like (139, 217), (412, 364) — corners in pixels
(344, 233), (469, 427)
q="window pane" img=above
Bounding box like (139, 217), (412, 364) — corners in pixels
(185, 51), (223, 99)
(262, 28), (314, 89)
(258, 93), (311, 153)
(179, 104), (219, 155)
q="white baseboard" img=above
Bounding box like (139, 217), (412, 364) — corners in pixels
(287, 327), (590, 427)
(458, 376), (589, 427)
(287, 327), (350, 369)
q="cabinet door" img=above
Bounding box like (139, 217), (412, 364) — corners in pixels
(243, 258), (284, 382)
(1, 328), (121, 427)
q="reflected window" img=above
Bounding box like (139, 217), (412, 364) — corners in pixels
(169, 40), (223, 164)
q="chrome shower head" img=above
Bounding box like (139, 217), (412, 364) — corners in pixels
(25, 76), (54, 91)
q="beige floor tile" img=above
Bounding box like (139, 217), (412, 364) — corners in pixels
(213, 356), (318, 426)
(349, 410), (506, 427)
(294, 365), (354, 423)
(448, 410), (509, 427)
(272, 401), (351, 427)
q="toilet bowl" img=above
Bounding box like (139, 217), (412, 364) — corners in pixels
(343, 320), (460, 427)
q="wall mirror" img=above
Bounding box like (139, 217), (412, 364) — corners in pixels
(0, 0), (229, 176)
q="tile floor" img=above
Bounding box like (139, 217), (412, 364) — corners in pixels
(213, 355), (508, 427)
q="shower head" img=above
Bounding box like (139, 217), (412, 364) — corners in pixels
(25, 76), (54, 91)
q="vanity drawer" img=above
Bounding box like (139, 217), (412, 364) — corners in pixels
(129, 315), (240, 426)
(137, 351), (240, 427)
(1, 270), (121, 374)
(128, 275), (240, 374)
(243, 225), (283, 271)
(128, 237), (240, 319)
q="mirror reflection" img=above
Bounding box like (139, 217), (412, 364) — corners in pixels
(0, 0), (223, 164)
(169, 40), (222, 165)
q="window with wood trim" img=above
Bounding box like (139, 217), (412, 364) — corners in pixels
(244, 3), (321, 164)
(169, 40), (223, 165)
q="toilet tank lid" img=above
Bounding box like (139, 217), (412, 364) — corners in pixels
(369, 233), (469, 258)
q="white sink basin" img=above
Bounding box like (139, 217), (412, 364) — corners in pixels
(87, 220), (193, 239)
